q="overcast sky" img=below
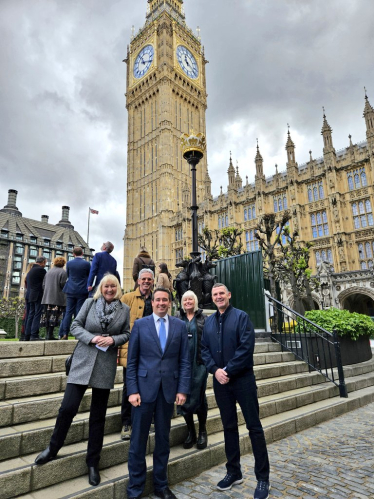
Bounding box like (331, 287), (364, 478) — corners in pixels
(1, 0), (373, 274)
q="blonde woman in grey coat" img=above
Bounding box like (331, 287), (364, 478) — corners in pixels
(35, 274), (130, 487)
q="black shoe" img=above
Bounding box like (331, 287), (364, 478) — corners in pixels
(216, 473), (243, 491)
(88, 466), (100, 486)
(18, 337), (26, 342)
(30, 336), (44, 341)
(196, 430), (207, 450)
(154, 487), (177, 499)
(183, 428), (197, 449)
(35, 447), (56, 465)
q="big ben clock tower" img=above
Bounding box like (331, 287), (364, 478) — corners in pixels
(123, 0), (209, 290)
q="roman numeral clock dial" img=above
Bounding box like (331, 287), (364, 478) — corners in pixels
(177, 45), (199, 79)
(133, 45), (154, 79)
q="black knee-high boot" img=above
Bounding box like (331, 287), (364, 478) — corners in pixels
(46, 325), (56, 340)
(183, 413), (196, 449)
(197, 409), (208, 449)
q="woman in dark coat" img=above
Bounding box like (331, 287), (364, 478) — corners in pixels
(41, 257), (67, 340)
(35, 274), (130, 487)
(177, 290), (208, 450)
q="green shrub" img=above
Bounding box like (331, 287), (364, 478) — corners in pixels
(304, 308), (374, 341)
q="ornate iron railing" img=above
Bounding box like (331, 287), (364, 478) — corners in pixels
(267, 294), (348, 398)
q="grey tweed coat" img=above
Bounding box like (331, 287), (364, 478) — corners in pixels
(68, 298), (130, 389)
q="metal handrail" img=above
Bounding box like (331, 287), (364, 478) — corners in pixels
(267, 294), (348, 398)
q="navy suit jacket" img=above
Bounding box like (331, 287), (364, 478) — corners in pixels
(126, 315), (191, 404)
(87, 251), (120, 288)
(63, 257), (91, 296)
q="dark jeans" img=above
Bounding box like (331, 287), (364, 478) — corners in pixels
(127, 387), (174, 497)
(49, 383), (110, 466)
(121, 367), (132, 426)
(25, 299), (43, 339)
(60, 294), (87, 337)
(214, 372), (270, 481)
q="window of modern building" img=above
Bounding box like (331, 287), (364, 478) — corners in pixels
(244, 204), (256, 221)
(347, 167), (367, 191)
(311, 211), (329, 238)
(30, 235), (37, 243)
(1, 229), (9, 238)
(12, 271), (21, 285)
(55, 241), (63, 248)
(29, 246), (38, 257)
(68, 253), (74, 262)
(15, 244), (24, 255)
(307, 181), (324, 202)
(352, 200), (373, 229)
(16, 233), (23, 241)
(245, 230), (259, 251)
(13, 256), (22, 270)
(55, 250), (64, 257)
(315, 249), (334, 267)
(358, 242), (374, 269)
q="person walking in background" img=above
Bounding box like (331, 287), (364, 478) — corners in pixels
(118, 268), (154, 441)
(176, 291), (208, 451)
(132, 247), (155, 290)
(19, 262), (36, 341)
(126, 288), (190, 499)
(60, 247), (91, 339)
(201, 283), (270, 499)
(156, 263), (173, 293)
(40, 257), (67, 340)
(35, 275), (130, 488)
(87, 241), (120, 296)
(24, 256), (47, 341)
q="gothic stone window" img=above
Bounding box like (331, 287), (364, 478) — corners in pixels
(358, 242), (374, 269)
(175, 248), (183, 263)
(315, 249), (334, 268)
(347, 167), (367, 191)
(273, 194), (288, 213)
(352, 200), (373, 229)
(198, 222), (205, 234)
(311, 211), (329, 238)
(245, 230), (259, 251)
(175, 227), (183, 241)
(276, 222), (290, 245)
(307, 181), (324, 202)
(218, 212), (228, 229)
(244, 204), (256, 221)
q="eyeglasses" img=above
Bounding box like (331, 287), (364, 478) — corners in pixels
(140, 278), (153, 282)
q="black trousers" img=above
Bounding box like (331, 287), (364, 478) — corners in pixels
(49, 383), (110, 467)
(214, 372), (270, 481)
(121, 367), (132, 426)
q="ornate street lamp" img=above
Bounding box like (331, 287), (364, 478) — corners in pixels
(180, 130), (206, 258)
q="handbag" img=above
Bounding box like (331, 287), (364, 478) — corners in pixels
(65, 299), (94, 376)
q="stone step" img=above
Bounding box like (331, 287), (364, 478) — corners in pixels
(0, 358), (309, 428)
(0, 341), (76, 360)
(0, 369), (330, 461)
(11, 384), (374, 499)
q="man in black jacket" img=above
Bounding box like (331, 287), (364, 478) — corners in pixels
(201, 283), (270, 499)
(24, 256), (47, 341)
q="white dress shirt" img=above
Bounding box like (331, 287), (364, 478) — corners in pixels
(153, 313), (169, 340)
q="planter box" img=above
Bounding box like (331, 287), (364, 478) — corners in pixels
(272, 332), (372, 370)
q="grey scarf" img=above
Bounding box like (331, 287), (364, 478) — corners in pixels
(95, 296), (119, 329)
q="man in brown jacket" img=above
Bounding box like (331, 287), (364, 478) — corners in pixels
(132, 247), (155, 290)
(119, 268), (154, 440)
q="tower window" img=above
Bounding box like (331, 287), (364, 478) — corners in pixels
(358, 242), (374, 269)
(245, 230), (259, 251)
(347, 167), (367, 191)
(306, 181), (324, 202)
(352, 199), (373, 229)
(311, 211), (329, 238)
(315, 249), (334, 269)
(244, 204), (256, 221)
(273, 193), (287, 213)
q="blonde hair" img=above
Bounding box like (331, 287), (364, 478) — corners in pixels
(93, 274), (123, 301)
(181, 290), (199, 313)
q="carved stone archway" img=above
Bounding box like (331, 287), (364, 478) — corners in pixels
(337, 286), (374, 315)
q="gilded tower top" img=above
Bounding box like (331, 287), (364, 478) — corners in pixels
(146, 0), (185, 22)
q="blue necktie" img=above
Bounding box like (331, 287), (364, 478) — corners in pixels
(159, 317), (166, 352)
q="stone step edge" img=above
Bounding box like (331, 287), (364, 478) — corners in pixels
(13, 385), (374, 499)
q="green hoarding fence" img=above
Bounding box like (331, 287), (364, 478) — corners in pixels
(211, 251), (266, 330)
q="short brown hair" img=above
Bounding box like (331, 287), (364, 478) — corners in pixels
(152, 287), (171, 301)
(73, 247), (83, 256)
(53, 256), (66, 268)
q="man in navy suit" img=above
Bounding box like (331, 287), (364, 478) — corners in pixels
(59, 247), (91, 339)
(126, 288), (190, 499)
(24, 256), (47, 341)
(87, 241), (120, 296)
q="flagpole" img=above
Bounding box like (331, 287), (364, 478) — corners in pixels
(87, 207), (91, 247)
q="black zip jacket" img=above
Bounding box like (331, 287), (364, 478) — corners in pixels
(201, 305), (255, 379)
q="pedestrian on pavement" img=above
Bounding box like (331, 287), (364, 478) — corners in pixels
(126, 287), (190, 499)
(34, 274), (130, 488)
(118, 268), (155, 441)
(132, 246), (155, 290)
(176, 290), (208, 450)
(24, 256), (47, 341)
(87, 241), (120, 296)
(60, 247), (91, 339)
(201, 283), (270, 499)
(40, 257), (67, 340)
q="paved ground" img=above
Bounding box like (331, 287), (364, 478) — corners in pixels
(146, 403), (374, 499)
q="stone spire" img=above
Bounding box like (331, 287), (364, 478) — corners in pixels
(227, 152), (236, 189)
(235, 161), (242, 190)
(321, 107), (334, 153)
(204, 169), (212, 198)
(255, 140), (264, 177)
(363, 89), (374, 152)
(285, 125), (296, 165)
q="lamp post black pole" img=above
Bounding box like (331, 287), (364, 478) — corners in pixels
(183, 150), (203, 258)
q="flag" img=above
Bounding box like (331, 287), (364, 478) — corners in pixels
(90, 208), (99, 215)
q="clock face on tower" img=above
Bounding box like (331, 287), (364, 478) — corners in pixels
(134, 45), (154, 79)
(176, 45), (199, 79)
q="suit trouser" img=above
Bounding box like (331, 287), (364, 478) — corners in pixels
(121, 367), (132, 426)
(49, 383), (110, 466)
(127, 387), (174, 497)
(214, 372), (270, 481)
(25, 299), (43, 339)
(60, 294), (88, 337)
